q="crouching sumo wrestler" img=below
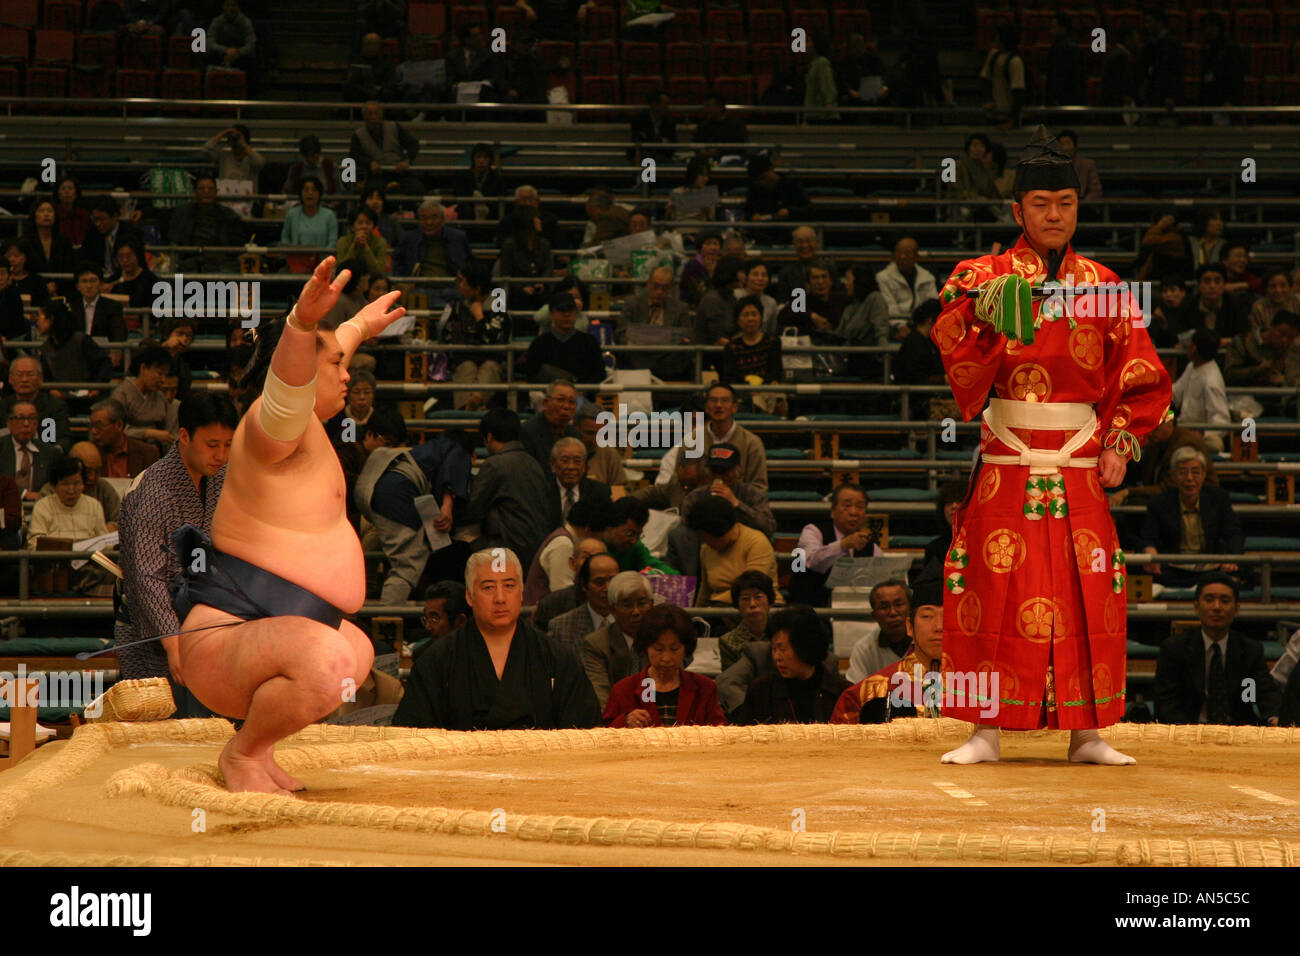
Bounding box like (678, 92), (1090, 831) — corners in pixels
(167, 257), (405, 793)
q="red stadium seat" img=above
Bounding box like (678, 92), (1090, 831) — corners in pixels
(1085, 76), (1101, 105)
(34, 29), (75, 63)
(493, 5), (526, 33)
(115, 68), (157, 98)
(789, 5), (829, 39)
(975, 8), (1013, 50)
(536, 40), (573, 70)
(749, 8), (785, 44)
(0, 0), (38, 29)
(664, 9), (699, 43)
(1251, 43), (1286, 77)
(621, 41), (660, 75)
(161, 67), (201, 101)
(0, 65), (20, 96)
(121, 32), (161, 70)
(1260, 76), (1283, 105)
(666, 74), (707, 105)
(44, 1), (81, 32)
(1283, 11), (1300, 45)
(408, 3), (446, 37)
(166, 34), (196, 69)
(1108, 9), (1142, 38)
(579, 74), (619, 105)
(706, 10), (744, 42)
(205, 69), (247, 100)
(1182, 43), (1199, 82)
(1283, 77), (1300, 106)
(450, 5), (488, 33)
(1241, 76), (1258, 106)
(382, 37), (400, 66)
(1164, 11), (1187, 40)
(834, 9), (872, 38)
(581, 5), (616, 40)
(709, 41), (748, 81)
(578, 40), (616, 76)
(713, 75), (753, 106)
(25, 66), (66, 97)
(79, 32), (116, 69)
(70, 66), (108, 98)
(1234, 10), (1274, 44)
(752, 42), (792, 77)
(0, 27), (29, 62)
(666, 42), (703, 75)
(1020, 10), (1055, 35)
(623, 74), (662, 104)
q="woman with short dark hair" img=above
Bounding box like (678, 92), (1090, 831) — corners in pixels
(37, 298), (113, 403)
(731, 605), (850, 724)
(603, 604), (726, 728)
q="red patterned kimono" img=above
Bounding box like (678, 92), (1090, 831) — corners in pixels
(931, 236), (1172, 730)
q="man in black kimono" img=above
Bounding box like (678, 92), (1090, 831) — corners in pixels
(392, 547), (602, 729)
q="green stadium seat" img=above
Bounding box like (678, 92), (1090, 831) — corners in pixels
(1245, 536), (1300, 550)
(768, 490), (823, 501)
(870, 488), (937, 501)
(887, 534), (932, 547)
(840, 448), (922, 459)
(429, 409), (485, 419)
(1126, 640), (1163, 658)
(765, 448), (808, 459)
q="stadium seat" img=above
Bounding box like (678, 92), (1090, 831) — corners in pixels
(1019, 10), (1055, 35)
(705, 10), (744, 42)
(165, 34), (196, 69)
(1251, 43), (1286, 78)
(664, 9), (699, 43)
(578, 40), (616, 77)
(536, 40), (573, 70)
(161, 67), (201, 102)
(1283, 10), (1300, 45)
(450, 5), (488, 32)
(623, 74), (662, 105)
(25, 65), (66, 98)
(1164, 10), (1187, 40)
(78, 32), (116, 69)
(709, 41), (748, 81)
(0, 0), (38, 29)
(121, 32), (161, 70)
(115, 68), (157, 99)
(666, 42), (703, 75)
(408, 3), (446, 37)
(34, 29), (75, 64)
(205, 69), (246, 100)
(666, 74), (707, 105)
(382, 37), (400, 65)
(713, 75), (753, 106)
(1181, 43), (1199, 82)
(621, 40), (660, 75)
(44, 0), (80, 31)
(975, 8), (1013, 50)
(749, 8), (786, 44)
(789, 5), (829, 38)
(0, 65), (20, 95)
(579, 74), (618, 104)
(70, 65), (108, 98)
(1108, 9), (1142, 37)
(833, 9), (871, 37)
(0, 27), (29, 63)
(1234, 10), (1274, 44)
(1241, 76), (1258, 106)
(581, 5), (616, 40)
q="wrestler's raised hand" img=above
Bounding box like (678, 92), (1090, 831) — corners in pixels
(293, 256), (352, 328)
(353, 289), (407, 338)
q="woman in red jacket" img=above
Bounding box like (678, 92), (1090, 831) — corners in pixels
(604, 604), (726, 728)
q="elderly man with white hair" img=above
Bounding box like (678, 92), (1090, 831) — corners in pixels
(393, 197), (475, 284)
(1139, 444), (1245, 589)
(349, 100), (424, 197)
(393, 546), (602, 728)
(583, 570), (654, 708)
(494, 184), (560, 248)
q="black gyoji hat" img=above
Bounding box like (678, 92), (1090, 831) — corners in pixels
(1012, 124), (1081, 195)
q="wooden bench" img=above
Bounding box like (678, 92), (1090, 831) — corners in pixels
(0, 676), (39, 770)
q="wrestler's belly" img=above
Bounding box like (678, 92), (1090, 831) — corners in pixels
(212, 516), (366, 614)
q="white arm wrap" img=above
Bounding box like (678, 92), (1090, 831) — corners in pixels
(258, 367), (317, 442)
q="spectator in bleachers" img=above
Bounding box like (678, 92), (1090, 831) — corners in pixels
(334, 405), (404, 535)
(2, 401), (63, 502)
(624, 205), (683, 276)
(520, 379), (580, 467)
(351, 101), (424, 198)
(775, 259), (848, 336)
(1148, 274), (1196, 347)
(167, 177), (243, 273)
(804, 32), (840, 122)
(719, 570), (774, 673)
(629, 89), (678, 164)
(1, 357), (71, 453)
(876, 236), (939, 323)
(38, 442), (119, 530)
(1101, 26), (1141, 116)
(665, 441), (776, 576)
(446, 24), (494, 90)
(394, 200), (474, 284)
(89, 398), (158, 480)
(1, 240), (49, 308)
(1220, 242), (1262, 298)
(526, 494), (614, 604)
(533, 534), (609, 630)
(602, 495), (674, 574)
(340, 367), (377, 432)
(1197, 13), (1245, 112)
(789, 483), (884, 606)
(360, 188), (401, 248)
(543, 435), (610, 529)
(491, 31), (546, 115)
(355, 427), (474, 603)
(202, 125), (264, 193)
(772, 227), (833, 303)
(102, 239), (160, 309)
(498, 205), (554, 311)
(125, 0), (188, 36)
(207, 0), (258, 76)
(26, 200), (76, 297)
(1044, 14), (1084, 107)
(922, 480), (967, 574)
(55, 177), (92, 249)
(838, 33), (884, 109)
(545, 550), (618, 659)
(355, 0), (406, 39)
(282, 135), (339, 199)
(335, 208), (390, 277)
(342, 33), (397, 103)
(952, 133), (1002, 212)
(743, 153), (810, 223)
(1223, 310), (1300, 388)
(534, 275), (592, 336)
(695, 255), (745, 347)
(895, 298), (946, 387)
(735, 258), (780, 335)
(412, 581), (468, 659)
(111, 345), (176, 452)
(985, 141), (1015, 202)
(616, 265), (694, 379)
(1249, 269), (1300, 336)
(721, 295), (782, 392)
(678, 231), (722, 306)
(464, 409), (554, 568)
(1154, 572), (1280, 725)
(71, 266), (127, 357)
(731, 605), (849, 724)
(580, 187), (631, 249)
(494, 185), (561, 249)
(26, 457), (107, 549)
(524, 293), (604, 385)
(583, 570), (651, 708)
(0, 261), (29, 342)
(634, 451), (706, 513)
(1190, 208), (1226, 270)
(1171, 328), (1231, 452)
(393, 547), (602, 730)
(844, 580), (912, 683)
(1113, 411), (1218, 508)
(280, 176), (338, 253)
(691, 90), (749, 161)
(1055, 130), (1101, 204)
(454, 144), (506, 222)
(687, 496), (777, 606)
(36, 299), (112, 402)
(979, 27), (1026, 129)
(437, 260), (509, 410)
(1140, 10), (1184, 109)
(605, 604), (725, 728)
(519, 0), (592, 43)
(1188, 263), (1248, 343)
(666, 156), (716, 224)
(82, 198), (145, 282)
(658, 382), (768, 491)
(577, 406), (626, 491)
(1141, 447), (1243, 588)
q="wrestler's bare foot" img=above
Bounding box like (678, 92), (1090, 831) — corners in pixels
(218, 741), (293, 795)
(941, 725), (1000, 764)
(1068, 728), (1136, 765)
(265, 754), (306, 792)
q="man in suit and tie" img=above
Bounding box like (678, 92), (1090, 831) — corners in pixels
(546, 552), (619, 661)
(545, 437), (611, 531)
(1, 401), (64, 502)
(0, 356), (73, 453)
(71, 265), (129, 370)
(1140, 446), (1244, 588)
(1154, 572), (1281, 725)
(81, 198), (145, 280)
